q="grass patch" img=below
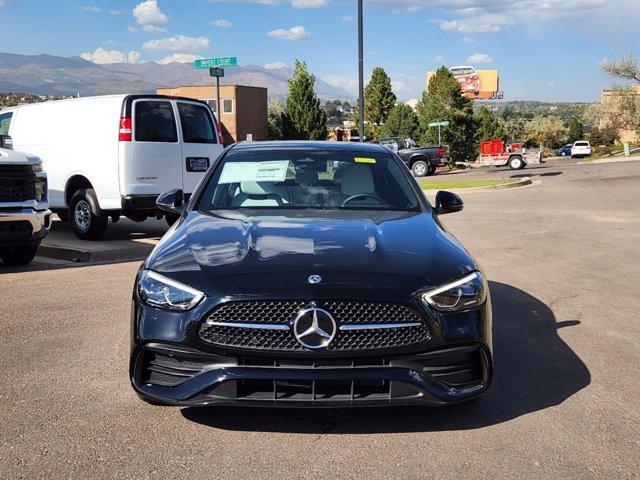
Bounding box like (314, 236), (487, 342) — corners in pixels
(419, 179), (516, 190)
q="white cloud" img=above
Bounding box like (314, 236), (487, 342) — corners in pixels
(467, 52), (493, 64)
(264, 61), (287, 69)
(143, 24), (166, 33)
(341, 15), (353, 21)
(133, 0), (168, 25)
(128, 51), (142, 63)
(110, 9), (126, 15)
(80, 5), (101, 12)
(81, 47), (141, 64)
(434, 54), (445, 62)
(157, 53), (200, 64)
(142, 35), (210, 52)
(323, 73), (358, 93)
(267, 26), (309, 40)
(439, 13), (514, 33)
(211, 19), (233, 27)
(392, 5), (423, 13)
(292, 0), (327, 8)
(127, 25), (139, 33)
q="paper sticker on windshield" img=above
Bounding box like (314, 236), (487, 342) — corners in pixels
(219, 161), (289, 184)
(355, 157), (376, 164)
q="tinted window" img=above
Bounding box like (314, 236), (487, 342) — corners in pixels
(575, 142), (589, 146)
(223, 99), (233, 114)
(198, 148), (420, 211)
(178, 103), (216, 144)
(0, 112), (12, 136)
(134, 101), (177, 143)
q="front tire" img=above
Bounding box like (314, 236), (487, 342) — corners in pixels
(70, 189), (108, 240)
(0, 245), (39, 266)
(412, 160), (429, 177)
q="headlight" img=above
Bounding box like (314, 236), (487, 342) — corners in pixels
(421, 271), (487, 312)
(137, 270), (204, 311)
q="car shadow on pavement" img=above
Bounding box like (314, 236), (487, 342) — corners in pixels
(511, 171), (563, 178)
(181, 282), (591, 433)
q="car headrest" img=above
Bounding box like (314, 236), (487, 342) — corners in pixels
(341, 164), (374, 196)
(240, 181), (271, 196)
(295, 171), (318, 185)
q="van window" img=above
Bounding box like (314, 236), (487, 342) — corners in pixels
(177, 103), (217, 144)
(134, 101), (178, 143)
(0, 112), (12, 136)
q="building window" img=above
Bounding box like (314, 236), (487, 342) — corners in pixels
(223, 99), (234, 114)
(206, 99), (218, 115)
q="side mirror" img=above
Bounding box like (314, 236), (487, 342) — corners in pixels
(156, 189), (185, 215)
(435, 190), (463, 215)
(0, 135), (13, 150)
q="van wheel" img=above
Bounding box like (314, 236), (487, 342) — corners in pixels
(508, 156), (525, 170)
(70, 189), (108, 240)
(165, 213), (180, 227)
(412, 160), (429, 177)
(0, 245), (39, 265)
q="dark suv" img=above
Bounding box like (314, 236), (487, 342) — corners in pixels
(130, 141), (492, 407)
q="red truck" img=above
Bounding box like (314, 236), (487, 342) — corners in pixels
(477, 139), (543, 170)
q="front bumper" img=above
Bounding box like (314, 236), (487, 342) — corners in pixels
(130, 295), (493, 407)
(0, 208), (51, 246)
(131, 342), (492, 407)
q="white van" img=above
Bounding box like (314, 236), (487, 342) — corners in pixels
(0, 95), (224, 239)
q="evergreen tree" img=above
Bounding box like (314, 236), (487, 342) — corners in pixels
(267, 98), (284, 140)
(416, 66), (477, 162)
(474, 105), (505, 142)
(282, 60), (327, 140)
(364, 67), (397, 126)
(567, 118), (584, 142)
(380, 104), (419, 139)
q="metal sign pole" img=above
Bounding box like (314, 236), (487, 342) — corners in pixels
(438, 125), (441, 146)
(358, 0), (364, 142)
(216, 75), (221, 121)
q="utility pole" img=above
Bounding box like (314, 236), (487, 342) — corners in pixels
(357, 0), (364, 142)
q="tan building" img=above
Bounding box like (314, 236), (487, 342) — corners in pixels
(156, 84), (268, 145)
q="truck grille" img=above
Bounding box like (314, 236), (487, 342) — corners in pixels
(0, 165), (36, 202)
(198, 300), (430, 352)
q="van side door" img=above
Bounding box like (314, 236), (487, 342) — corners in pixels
(130, 99), (182, 197)
(175, 101), (223, 195)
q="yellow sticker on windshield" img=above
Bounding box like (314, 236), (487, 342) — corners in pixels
(355, 157), (376, 164)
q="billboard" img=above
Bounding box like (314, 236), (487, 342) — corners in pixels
(427, 66), (502, 100)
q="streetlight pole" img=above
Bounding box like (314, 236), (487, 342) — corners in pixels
(357, 0), (364, 142)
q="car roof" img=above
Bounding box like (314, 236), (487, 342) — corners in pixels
(230, 140), (390, 154)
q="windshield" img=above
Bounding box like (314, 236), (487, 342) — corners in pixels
(197, 147), (420, 211)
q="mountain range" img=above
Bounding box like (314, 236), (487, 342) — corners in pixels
(0, 52), (353, 100)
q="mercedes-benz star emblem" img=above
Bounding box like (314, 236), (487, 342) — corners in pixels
(293, 307), (337, 349)
(308, 275), (322, 284)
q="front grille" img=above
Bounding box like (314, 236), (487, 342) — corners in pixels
(0, 166), (36, 202)
(198, 300), (430, 352)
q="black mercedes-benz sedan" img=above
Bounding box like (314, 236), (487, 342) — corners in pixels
(130, 141), (492, 407)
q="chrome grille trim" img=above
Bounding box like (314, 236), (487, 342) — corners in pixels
(340, 322), (422, 331)
(205, 320), (290, 331)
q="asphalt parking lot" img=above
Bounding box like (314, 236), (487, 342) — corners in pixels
(1, 158), (638, 479)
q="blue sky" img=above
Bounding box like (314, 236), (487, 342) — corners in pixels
(0, 0), (638, 102)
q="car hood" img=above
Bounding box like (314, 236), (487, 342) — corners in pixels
(145, 209), (477, 301)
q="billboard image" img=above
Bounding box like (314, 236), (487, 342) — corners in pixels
(427, 67), (502, 100)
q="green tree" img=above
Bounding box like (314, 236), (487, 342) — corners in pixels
(380, 104), (419, 139)
(416, 66), (477, 162)
(524, 116), (568, 148)
(364, 67), (397, 126)
(602, 54), (640, 83)
(567, 118), (584, 142)
(267, 98), (285, 140)
(503, 117), (526, 143)
(282, 60), (327, 140)
(474, 105), (505, 142)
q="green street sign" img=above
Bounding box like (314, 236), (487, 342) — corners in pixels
(195, 57), (238, 69)
(428, 121), (450, 128)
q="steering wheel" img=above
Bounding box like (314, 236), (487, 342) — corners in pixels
(341, 193), (386, 206)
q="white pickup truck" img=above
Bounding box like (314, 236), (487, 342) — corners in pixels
(0, 135), (51, 265)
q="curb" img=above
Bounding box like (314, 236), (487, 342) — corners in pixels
(422, 177), (533, 195)
(38, 243), (150, 264)
(578, 156), (640, 165)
